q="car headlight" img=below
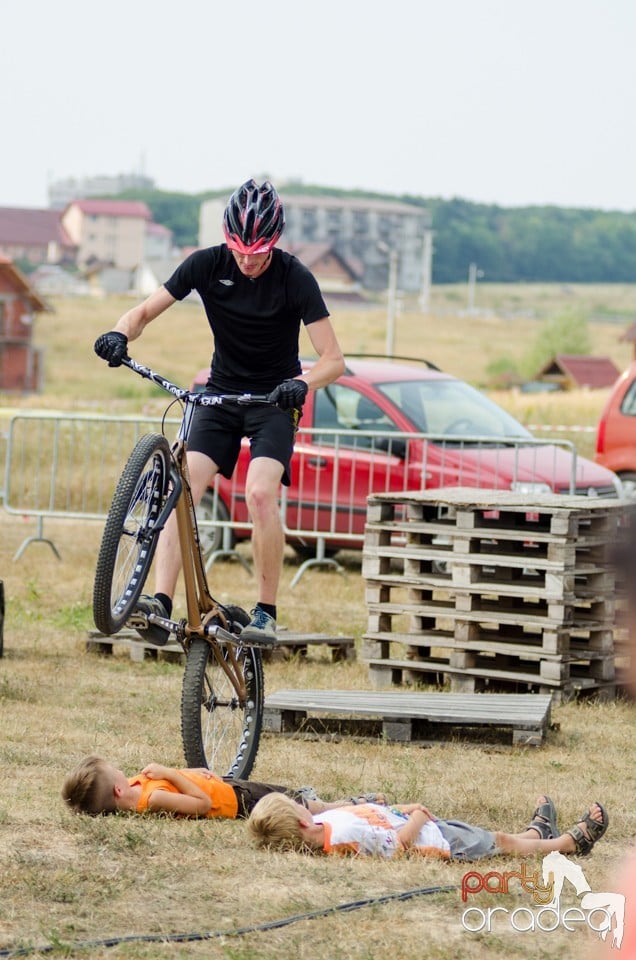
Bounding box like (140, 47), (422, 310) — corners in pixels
(510, 481), (552, 496)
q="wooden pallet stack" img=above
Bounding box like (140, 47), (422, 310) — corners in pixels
(362, 488), (628, 702)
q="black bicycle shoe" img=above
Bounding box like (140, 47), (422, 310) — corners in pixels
(129, 594), (171, 646)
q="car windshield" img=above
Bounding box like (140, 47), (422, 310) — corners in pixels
(376, 378), (532, 439)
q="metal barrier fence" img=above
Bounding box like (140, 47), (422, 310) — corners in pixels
(2, 411), (617, 581)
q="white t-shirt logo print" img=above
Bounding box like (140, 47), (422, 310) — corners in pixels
(219, 279), (234, 286)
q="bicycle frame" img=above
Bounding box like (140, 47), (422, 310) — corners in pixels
(120, 356), (266, 689)
(93, 354), (268, 775)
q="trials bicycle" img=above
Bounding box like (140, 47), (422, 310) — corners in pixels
(92, 355), (266, 778)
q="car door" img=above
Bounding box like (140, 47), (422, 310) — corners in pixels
(286, 382), (410, 542)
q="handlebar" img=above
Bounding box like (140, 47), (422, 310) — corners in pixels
(120, 356), (270, 405)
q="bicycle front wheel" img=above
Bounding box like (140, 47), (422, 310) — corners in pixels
(93, 433), (172, 636)
(181, 607), (264, 778)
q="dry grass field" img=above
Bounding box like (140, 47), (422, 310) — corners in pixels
(0, 287), (635, 959)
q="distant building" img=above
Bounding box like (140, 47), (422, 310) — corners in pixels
(278, 240), (365, 303)
(48, 172), (155, 210)
(0, 207), (76, 266)
(0, 256), (51, 392)
(144, 221), (173, 261)
(199, 191), (433, 293)
(61, 199), (152, 269)
(29, 264), (90, 297)
(132, 257), (192, 299)
(535, 354), (621, 390)
(620, 321), (636, 361)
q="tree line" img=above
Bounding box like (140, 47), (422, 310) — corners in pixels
(121, 187), (636, 284)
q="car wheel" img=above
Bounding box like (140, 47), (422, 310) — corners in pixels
(618, 472), (636, 501)
(195, 491), (234, 560)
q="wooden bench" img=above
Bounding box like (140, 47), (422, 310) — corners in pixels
(263, 688), (553, 746)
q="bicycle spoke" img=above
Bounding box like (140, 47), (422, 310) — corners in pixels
(181, 629), (263, 778)
(93, 435), (171, 635)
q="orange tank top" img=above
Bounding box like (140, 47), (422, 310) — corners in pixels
(129, 770), (239, 818)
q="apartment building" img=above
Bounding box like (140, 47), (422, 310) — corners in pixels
(48, 172), (155, 210)
(199, 191), (433, 293)
(61, 199), (152, 269)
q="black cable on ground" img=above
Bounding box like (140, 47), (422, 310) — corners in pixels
(0, 883), (457, 958)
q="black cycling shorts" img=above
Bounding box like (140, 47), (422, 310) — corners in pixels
(187, 402), (300, 486)
(224, 777), (309, 818)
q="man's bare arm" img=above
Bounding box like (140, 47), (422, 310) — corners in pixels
(302, 317), (345, 389)
(112, 286), (176, 342)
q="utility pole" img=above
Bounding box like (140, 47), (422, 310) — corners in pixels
(419, 229), (433, 313)
(467, 262), (484, 313)
(377, 242), (399, 356)
(386, 247), (399, 356)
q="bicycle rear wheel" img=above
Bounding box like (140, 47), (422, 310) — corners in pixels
(181, 606), (264, 777)
(93, 434), (172, 636)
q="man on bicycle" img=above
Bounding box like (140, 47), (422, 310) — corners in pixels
(94, 179), (345, 647)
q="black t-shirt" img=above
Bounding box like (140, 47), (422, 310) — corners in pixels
(164, 245), (330, 393)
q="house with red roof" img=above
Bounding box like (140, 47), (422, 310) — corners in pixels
(0, 207), (76, 266)
(0, 256), (51, 392)
(535, 354), (621, 390)
(277, 240), (365, 303)
(61, 199), (152, 269)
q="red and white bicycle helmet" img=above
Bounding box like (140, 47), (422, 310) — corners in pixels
(223, 179), (285, 254)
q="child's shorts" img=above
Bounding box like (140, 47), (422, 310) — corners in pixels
(225, 778), (308, 818)
(436, 819), (498, 860)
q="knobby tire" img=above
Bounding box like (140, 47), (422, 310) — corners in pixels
(93, 434), (172, 636)
(181, 606), (264, 778)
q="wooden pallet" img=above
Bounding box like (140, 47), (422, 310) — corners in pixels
(86, 629), (355, 663)
(361, 489), (627, 700)
(366, 652), (616, 701)
(86, 629), (184, 663)
(366, 487), (624, 527)
(363, 623), (616, 660)
(363, 520), (616, 579)
(263, 632), (356, 662)
(363, 564), (614, 602)
(263, 688), (553, 746)
(365, 593), (614, 632)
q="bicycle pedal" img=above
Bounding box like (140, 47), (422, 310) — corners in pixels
(203, 622), (240, 645)
(126, 612), (149, 630)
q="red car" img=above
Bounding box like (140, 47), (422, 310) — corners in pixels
(596, 361), (636, 498)
(194, 357), (622, 557)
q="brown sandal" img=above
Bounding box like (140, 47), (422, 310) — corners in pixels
(565, 803), (609, 856)
(527, 796), (559, 839)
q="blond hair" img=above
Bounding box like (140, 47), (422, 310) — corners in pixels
(61, 755), (117, 816)
(247, 792), (309, 850)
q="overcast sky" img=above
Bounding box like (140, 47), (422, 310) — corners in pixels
(2, 0), (635, 211)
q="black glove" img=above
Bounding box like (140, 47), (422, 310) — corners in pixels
(94, 331), (128, 367)
(267, 378), (309, 410)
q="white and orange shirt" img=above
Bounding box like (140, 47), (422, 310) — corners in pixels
(314, 804), (451, 859)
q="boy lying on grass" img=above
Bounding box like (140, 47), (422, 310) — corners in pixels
(247, 793), (609, 861)
(61, 755), (384, 819)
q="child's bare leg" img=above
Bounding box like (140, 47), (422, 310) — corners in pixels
(496, 802), (605, 856)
